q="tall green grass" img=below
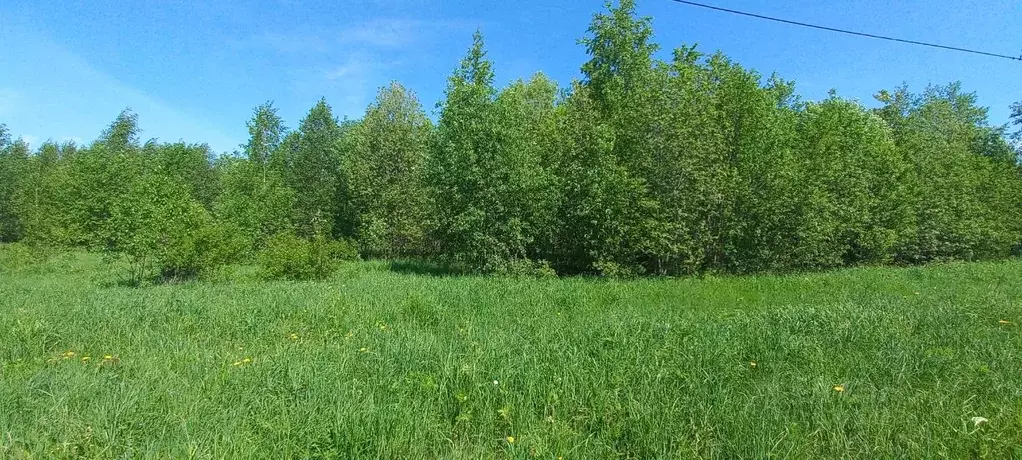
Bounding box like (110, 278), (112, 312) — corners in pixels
(1, 247), (1020, 458)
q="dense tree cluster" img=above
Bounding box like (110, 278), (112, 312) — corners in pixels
(1, 0), (1020, 279)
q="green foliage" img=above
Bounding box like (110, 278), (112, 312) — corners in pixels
(16, 141), (77, 245)
(580, 0), (659, 109)
(287, 99), (343, 238)
(214, 156), (295, 253)
(428, 33), (560, 274)
(550, 83), (652, 276)
(244, 101), (286, 169)
(60, 110), (147, 248)
(555, 0), (665, 276)
(1011, 101), (1022, 159)
(257, 232), (356, 281)
(214, 102), (300, 253)
(1, 2), (1020, 279)
(877, 84), (1022, 262)
(339, 82), (432, 258)
(788, 96), (914, 268)
(0, 242), (53, 272)
(143, 141), (219, 209)
(0, 136), (31, 242)
(103, 174), (241, 283)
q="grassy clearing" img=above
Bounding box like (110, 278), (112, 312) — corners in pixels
(1, 247), (1021, 459)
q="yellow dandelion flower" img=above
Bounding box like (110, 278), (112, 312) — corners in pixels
(833, 384), (845, 393)
(359, 347), (368, 353)
(242, 358), (252, 364)
(289, 333), (299, 340)
(103, 355), (113, 361)
(81, 356), (91, 362)
(749, 361), (757, 368)
(63, 350), (75, 358)
(232, 361), (242, 366)
(506, 436), (515, 444)
(999, 320), (1011, 325)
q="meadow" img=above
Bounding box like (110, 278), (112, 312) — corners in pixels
(1, 246), (1021, 459)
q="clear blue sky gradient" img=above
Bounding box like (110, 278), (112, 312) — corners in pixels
(2, 0), (1019, 154)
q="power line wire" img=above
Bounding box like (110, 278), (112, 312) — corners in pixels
(667, 0), (1022, 62)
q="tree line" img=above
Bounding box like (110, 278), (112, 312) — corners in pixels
(1, 0), (1020, 279)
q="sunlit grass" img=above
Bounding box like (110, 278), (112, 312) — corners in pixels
(1, 247), (1020, 458)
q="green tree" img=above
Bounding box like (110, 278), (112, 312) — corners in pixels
(580, 0), (658, 112)
(791, 95), (914, 267)
(288, 99), (342, 238)
(550, 83), (654, 276)
(61, 110), (146, 247)
(214, 155), (295, 252)
(1007, 101), (1022, 163)
(244, 102), (286, 186)
(104, 173), (243, 283)
(878, 84), (1021, 262)
(491, 73), (561, 266)
(339, 82), (433, 258)
(144, 141), (218, 209)
(0, 133), (31, 242)
(210, 103), (297, 252)
(558, 0), (666, 276)
(18, 141), (77, 245)
(428, 32), (559, 273)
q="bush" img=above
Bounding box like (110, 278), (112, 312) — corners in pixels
(325, 238), (360, 262)
(495, 258), (558, 278)
(159, 220), (249, 280)
(258, 233), (357, 281)
(103, 174), (245, 284)
(0, 242), (53, 273)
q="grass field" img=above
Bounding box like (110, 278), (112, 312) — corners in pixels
(1, 246), (1021, 459)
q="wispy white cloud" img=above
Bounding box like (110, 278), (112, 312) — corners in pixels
(248, 32), (330, 55)
(248, 18), (473, 56)
(245, 16), (475, 121)
(12, 37), (241, 153)
(339, 18), (475, 48)
(340, 19), (428, 48)
(318, 54), (400, 118)
(324, 53), (402, 80)
(325, 59), (370, 80)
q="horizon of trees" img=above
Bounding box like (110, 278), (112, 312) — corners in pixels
(1, 0), (1021, 279)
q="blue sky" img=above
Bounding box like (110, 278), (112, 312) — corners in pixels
(2, 0), (1019, 154)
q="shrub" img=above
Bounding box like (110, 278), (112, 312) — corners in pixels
(103, 174), (244, 284)
(324, 237), (360, 262)
(159, 220), (249, 280)
(0, 242), (52, 272)
(497, 258), (557, 278)
(258, 233), (357, 281)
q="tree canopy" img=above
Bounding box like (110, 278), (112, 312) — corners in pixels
(1, 1), (1019, 279)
